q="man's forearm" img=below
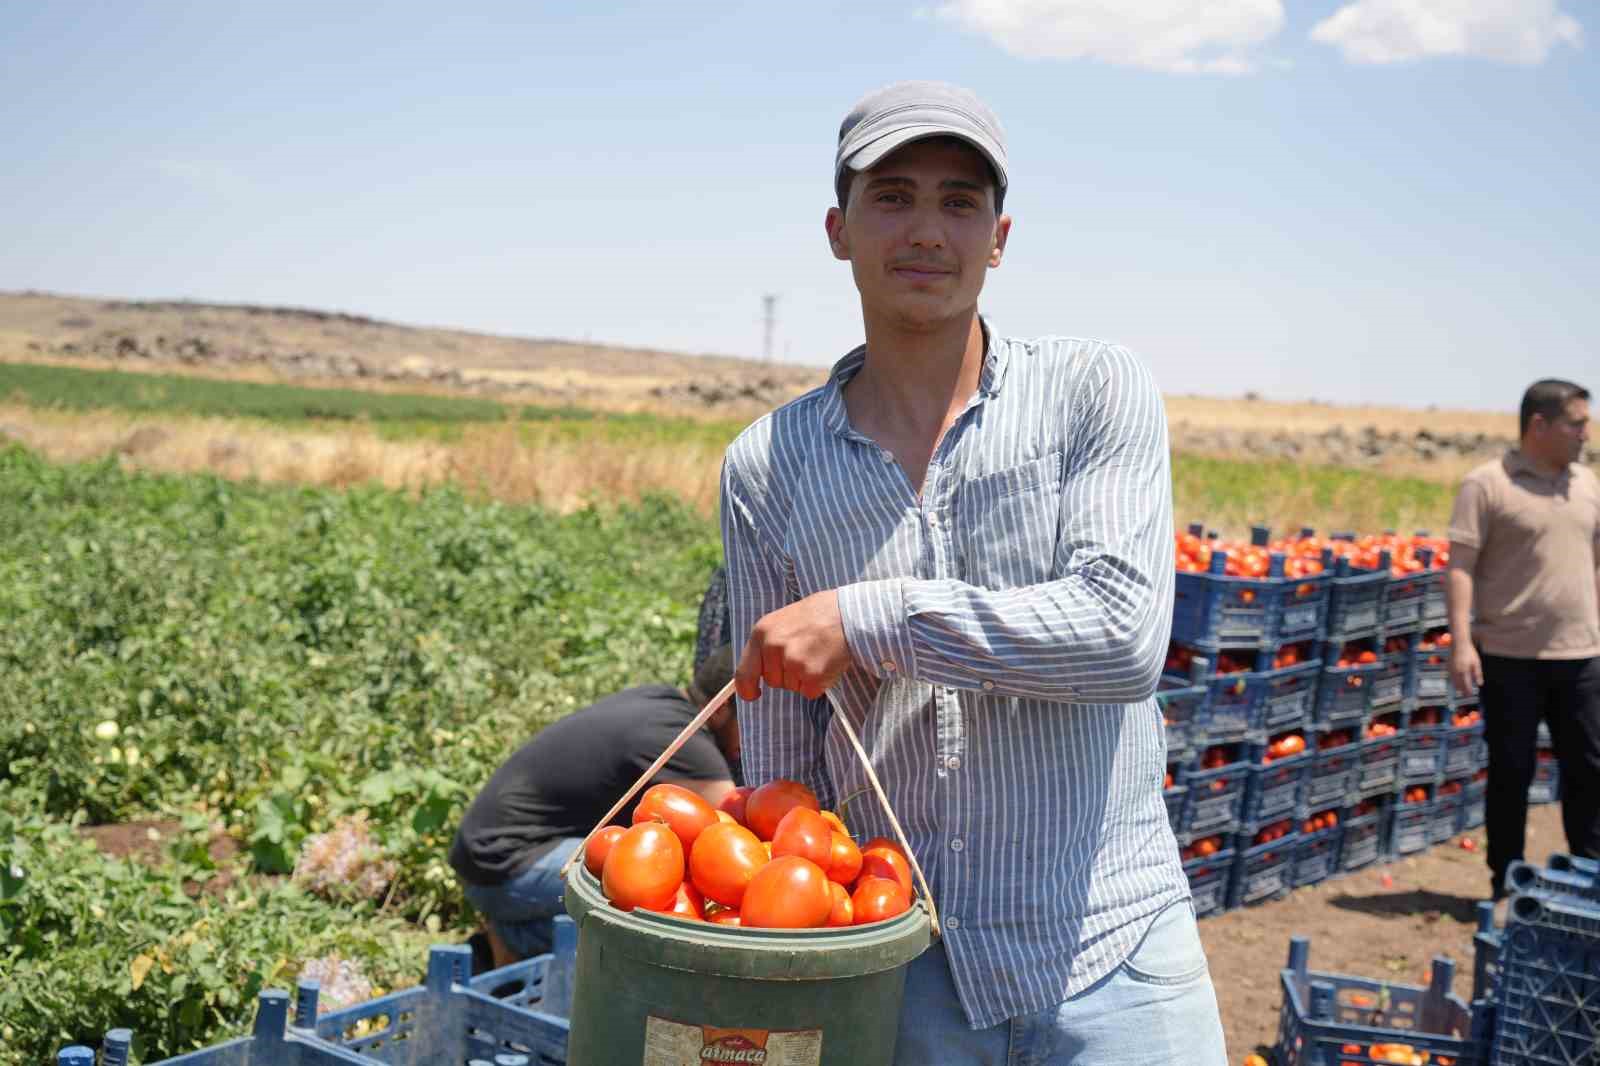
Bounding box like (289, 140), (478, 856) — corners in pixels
(1446, 565), (1475, 647)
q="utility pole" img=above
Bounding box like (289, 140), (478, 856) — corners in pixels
(762, 293), (778, 362)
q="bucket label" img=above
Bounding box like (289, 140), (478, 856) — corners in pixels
(642, 1016), (822, 1065)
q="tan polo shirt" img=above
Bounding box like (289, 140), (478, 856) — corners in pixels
(1447, 450), (1600, 660)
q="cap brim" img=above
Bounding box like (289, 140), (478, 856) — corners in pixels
(837, 123), (1008, 189)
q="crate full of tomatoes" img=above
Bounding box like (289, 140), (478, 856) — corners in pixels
(1228, 818), (1299, 909)
(1172, 526), (1330, 650)
(1179, 834), (1234, 918)
(583, 780), (916, 930)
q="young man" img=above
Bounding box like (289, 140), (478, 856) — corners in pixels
(720, 82), (1226, 1064)
(1446, 379), (1598, 900)
(448, 645), (739, 970)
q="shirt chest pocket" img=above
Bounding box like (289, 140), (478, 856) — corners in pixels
(951, 452), (1064, 590)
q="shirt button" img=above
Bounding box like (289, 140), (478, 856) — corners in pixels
(881, 659), (897, 673)
(981, 680), (995, 692)
(880, 451), (895, 463)
(950, 838), (964, 852)
(946, 756), (962, 771)
(946, 915), (961, 930)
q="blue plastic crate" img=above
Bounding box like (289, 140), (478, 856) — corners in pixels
(1183, 846), (1235, 918)
(1157, 678), (1205, 755)
(1290, 821), (1343, 890)
(1273, 937), (1487, 1066)
(1368, 641), (1411, 713)
(1444, 720), (1484, 778)
(1383, 566), (1442, 633)
(1305, 730), (1362, 810)
(1429, 793), (1463, 847)
(1529, 756), (1561, 805)
(1338, 797), (1390, 874)
(1171, 553), (1330, 650)
(1322, 560), (1389, 644)
(1471, 901), (1502, 1003)
(1458, 778), (1487, 832)
(1400, 708), (1449, 783)
(1388, 790), (1434, 858)
(1504, 857), (1600, 907)
(1254, 655), (1322, 735)
(1228, 828), (1299, 908)
(1242, 743), (1313, 827)
(1354, 726), (1405, 797)
(1188, 661), (1267, 743)
(1490, 893), (1600, 1066)
(1178, 744), (1251, 840)
(59, 936), (576, 1066)
(1164, 781), (1188, 837)
(1312, 644), (1381, 727)
(1410, 630), (1454, 705)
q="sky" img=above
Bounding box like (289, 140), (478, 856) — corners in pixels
(1, 1), (1594, 411)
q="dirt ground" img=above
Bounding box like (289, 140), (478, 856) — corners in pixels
(83, 804), (1567, 1059)
(1204, 802), (1566, 1061)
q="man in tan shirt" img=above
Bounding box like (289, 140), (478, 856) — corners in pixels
(1447, 378), (1599, 899)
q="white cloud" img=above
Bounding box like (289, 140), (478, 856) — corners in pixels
(1311, 0), (1583, 65)
(934, 0), (1286, 75)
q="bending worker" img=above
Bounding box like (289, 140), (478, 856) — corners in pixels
(448, 643), (739, 970)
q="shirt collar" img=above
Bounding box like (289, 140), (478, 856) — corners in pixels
(819, 318), (1009, 441)
(1506, 448), (1570, 483)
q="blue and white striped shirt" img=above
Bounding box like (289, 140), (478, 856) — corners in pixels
(719, 324), (1188, 1029)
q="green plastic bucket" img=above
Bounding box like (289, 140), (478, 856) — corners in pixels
(562, 864), (932, 1065)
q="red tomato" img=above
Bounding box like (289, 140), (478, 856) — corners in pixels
(707, 909), (742, 927)
(740, 856), (834, 928)
(859, 845), (914, 898)
(688, 821), (769, 908)
(601, 822), (684, 912)
(850, 875), (911, 925)
(717, 786), (754, 828)
(825, 832), (863, 885)
(583, 825), (626, 878)
(649, 880), (705, 921)
(818, 810), (849, 837)
(770, 807), (833, 867)
(633, 783), (718, 852)
(714, 810), (738, 825)
(744, 779), (820, 841)
(826, 881), (854, 927)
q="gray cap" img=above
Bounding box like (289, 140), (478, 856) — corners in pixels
(834, 80), (1008, 193)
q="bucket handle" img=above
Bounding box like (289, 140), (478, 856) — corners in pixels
(560, 677), (941, 939)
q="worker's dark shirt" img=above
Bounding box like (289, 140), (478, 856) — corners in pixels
(449, 685), (730, 885)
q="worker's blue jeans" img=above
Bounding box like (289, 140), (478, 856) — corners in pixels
(893, 899), (1229, 1065)
(462, 837), (583, 960)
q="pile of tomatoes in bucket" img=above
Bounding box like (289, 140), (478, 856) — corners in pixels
(582, 779), (916, 929)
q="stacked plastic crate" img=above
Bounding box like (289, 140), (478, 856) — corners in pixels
(1167, 524), (1329, 914)
(1271, 935), (1490, 1066)
(1472, 854), (1600, 1066)
(57, 920), (577, 1065)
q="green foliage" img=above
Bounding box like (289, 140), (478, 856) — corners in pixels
(0, 361), (509, 424)
(0, 361), (751, 450)
(0, 443), (720, 1063)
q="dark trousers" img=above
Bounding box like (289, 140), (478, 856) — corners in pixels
(1478, 653), (1600, 896)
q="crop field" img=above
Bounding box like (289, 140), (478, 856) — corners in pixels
(0, 360), (1536, 1065)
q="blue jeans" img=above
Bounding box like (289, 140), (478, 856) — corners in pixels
(462, 837), (583, 960)
(893, 900), (1228, 1065)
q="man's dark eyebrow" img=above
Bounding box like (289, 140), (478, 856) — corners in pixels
(861, 175), (988, 196)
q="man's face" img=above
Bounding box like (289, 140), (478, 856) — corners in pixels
(825, 138), (1010, 330)
(1531, 397), (1590, 466)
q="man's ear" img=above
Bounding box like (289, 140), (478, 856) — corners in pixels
(989, 213), (1012, 269)
(825, 206), (850, 261)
